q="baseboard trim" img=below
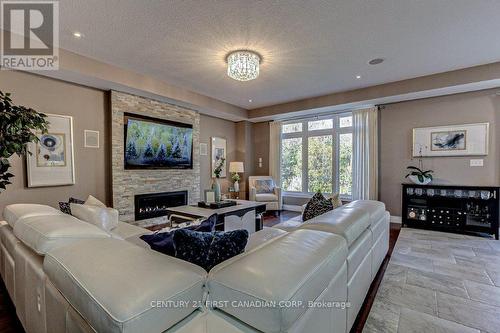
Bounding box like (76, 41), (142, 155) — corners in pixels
(390, 216), (402, 224)
(283, 204), (302, 212)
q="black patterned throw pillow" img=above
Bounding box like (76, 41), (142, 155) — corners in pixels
(69, 197), (85, 204)
(58, 202), (72, 215)
(302, 192), (334, 221)
(59, 197), (85, 215)
(173, 228), (249, 271)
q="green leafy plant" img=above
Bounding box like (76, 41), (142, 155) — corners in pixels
(231, 172), (240, 183)
(0, 91), (49, 192)
(405, 166), (433, 183)
(213, 157), (225, 178)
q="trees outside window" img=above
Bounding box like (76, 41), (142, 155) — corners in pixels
(280, 113), (353, 198)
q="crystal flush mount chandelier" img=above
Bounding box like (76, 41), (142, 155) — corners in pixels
(226, 50), (261, 81)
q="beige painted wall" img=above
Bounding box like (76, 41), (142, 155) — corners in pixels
(379, 89), (500, 217)
(234, 121), (255, 198)
(199, 114), (237, 199)
(0, 70), (110, 212)
(252, 122), (270, 176)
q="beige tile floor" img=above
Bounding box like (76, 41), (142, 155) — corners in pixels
(363, 228), (500, 333)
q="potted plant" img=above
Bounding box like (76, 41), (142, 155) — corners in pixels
(405, 166), (433, 185)
(0, 91), (48, 192)
(212, 157), (225, 202)
(231, 172), (241, 192)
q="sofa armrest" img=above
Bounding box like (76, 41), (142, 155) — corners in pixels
(274, 187), (282, 210)
(249, 187), (257, 201)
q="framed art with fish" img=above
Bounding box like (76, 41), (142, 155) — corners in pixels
(413, 123), (489, 157)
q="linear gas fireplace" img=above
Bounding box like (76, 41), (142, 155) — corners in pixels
(134, 191), (188, 221)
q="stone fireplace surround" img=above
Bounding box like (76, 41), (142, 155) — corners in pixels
(111, 91), (200, 227)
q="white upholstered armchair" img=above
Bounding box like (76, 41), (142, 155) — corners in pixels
(248, 176), (282, 213)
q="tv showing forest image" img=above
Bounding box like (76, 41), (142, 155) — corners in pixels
(124, 114), (193, 169)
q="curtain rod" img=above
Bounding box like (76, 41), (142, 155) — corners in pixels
(270, 105), (378, 123)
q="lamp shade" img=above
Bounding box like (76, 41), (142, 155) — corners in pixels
(229, 162), (244, 173)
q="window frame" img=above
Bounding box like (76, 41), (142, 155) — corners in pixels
(280, 112), (353, 200)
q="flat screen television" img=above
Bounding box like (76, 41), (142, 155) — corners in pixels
(124, 113), (193, 169)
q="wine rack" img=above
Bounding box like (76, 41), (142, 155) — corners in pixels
(402, 184), (499, 239)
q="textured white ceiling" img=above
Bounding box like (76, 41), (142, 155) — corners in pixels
(59, 0), (500, 109)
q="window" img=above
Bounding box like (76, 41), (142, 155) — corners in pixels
(280, 113), (353, 198)
(281, 137), (302, 192)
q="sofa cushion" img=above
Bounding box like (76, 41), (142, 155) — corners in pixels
(344, 200), (386, 226)
(13, 214), (110, 255)
(70, 204), (119, 232)
(245, 227), (286, 251)
(207, 229), (347, 333)
(255, 193), (277, 202)
(110, 221), (151, 240)
(43, 238), (206, 333)
(84, 194), (106, 207)
(330, 193), (343, 209)
(3, 204), (62, 228)
(273, 217), (302, 232)
(298, 206), (370, 247)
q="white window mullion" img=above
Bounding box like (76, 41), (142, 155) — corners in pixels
(302, 120), (308, 193)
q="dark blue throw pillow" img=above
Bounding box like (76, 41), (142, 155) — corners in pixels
(173, 228), (249, 271)
(140, 214), (217, 256)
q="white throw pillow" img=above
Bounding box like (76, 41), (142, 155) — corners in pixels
(84, 195), (106, 208)
(70, 204), (119, 232)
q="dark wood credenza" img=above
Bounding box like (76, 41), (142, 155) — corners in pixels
(402, 184), (499, 239)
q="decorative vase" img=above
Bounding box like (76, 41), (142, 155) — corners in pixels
(234, 181), (239, 192)
(212, 178), (221, 202)
(409, 175), (432, 185)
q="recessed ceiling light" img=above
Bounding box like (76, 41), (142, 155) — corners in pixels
(72, 31), (83, 39)
(248, 99), (252, 103)
(356, 75), (362, 79)
(368, 58), (384, 65)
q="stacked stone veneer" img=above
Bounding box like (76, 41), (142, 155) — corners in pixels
(111, 91), (200, 226)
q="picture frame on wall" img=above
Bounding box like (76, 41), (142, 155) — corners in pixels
(413, 122), (489, 157)
(26, 114), (76, 187)
(211, 136), (227, 178)
(84, 130), (100, 148)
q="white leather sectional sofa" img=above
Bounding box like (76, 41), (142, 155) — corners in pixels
(274, 200), (390, 329)
(0, 200), (389, 333)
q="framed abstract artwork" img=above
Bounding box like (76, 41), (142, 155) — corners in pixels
(211, 137), (226, 178)
(26, 114), (75, 187)
(413, 123), (489, 157)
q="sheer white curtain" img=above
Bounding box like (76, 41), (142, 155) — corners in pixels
(352, 107), (378, 200)
(269, 121), (282, 186)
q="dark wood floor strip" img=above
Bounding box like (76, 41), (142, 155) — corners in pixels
(350, 223), (402, 333)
